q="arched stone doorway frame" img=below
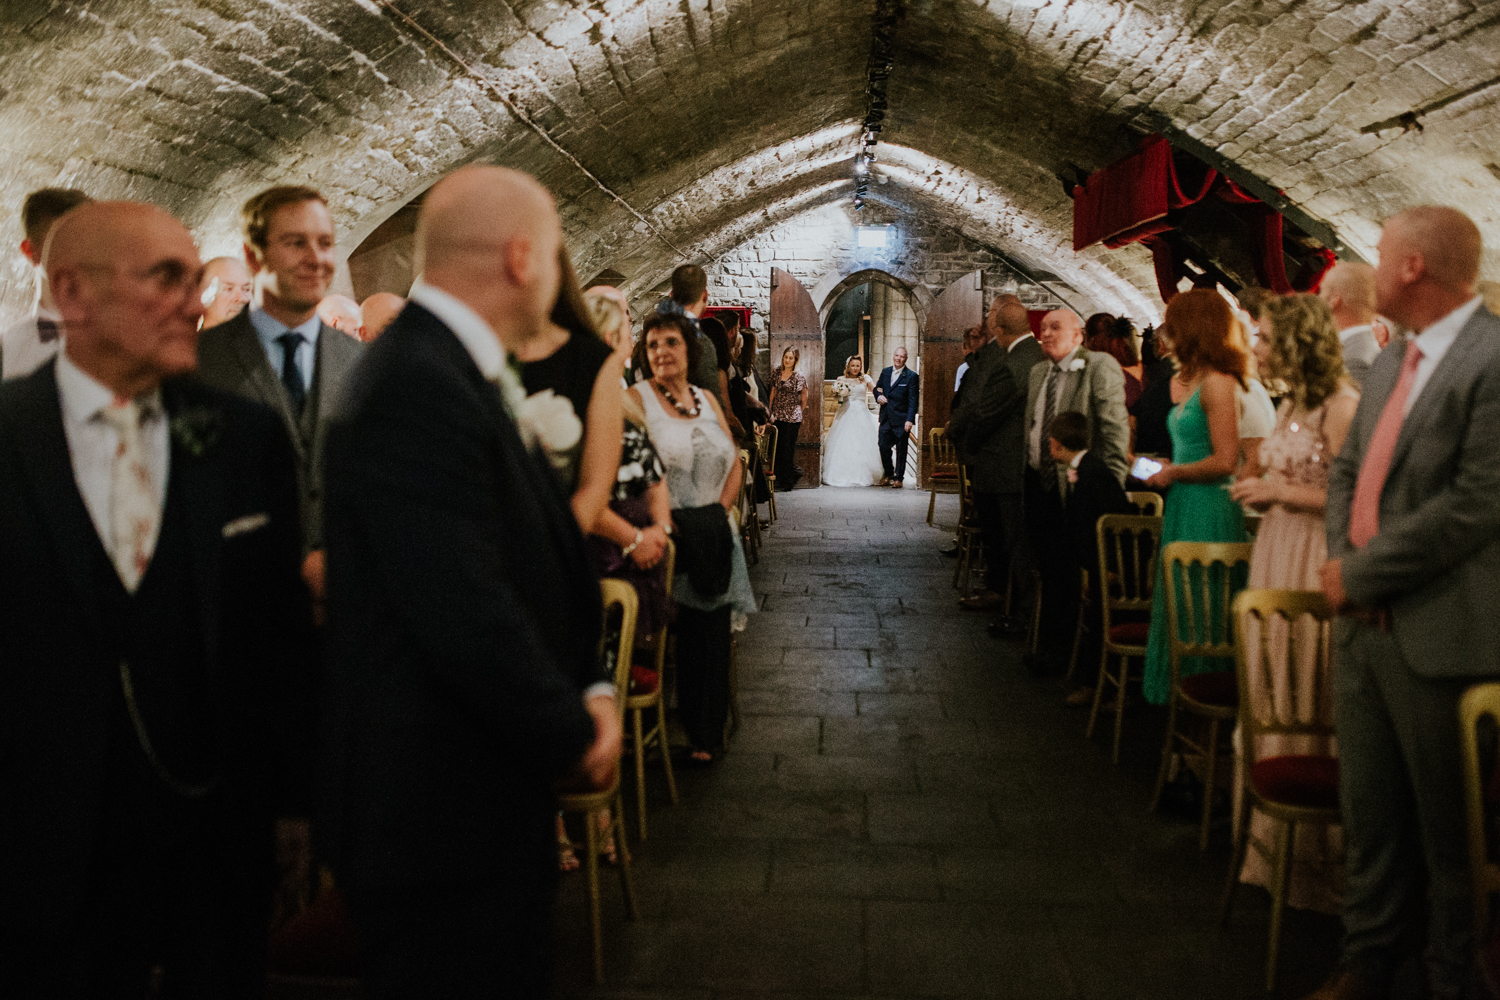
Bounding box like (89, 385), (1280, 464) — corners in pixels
(812, 267), (935, 334)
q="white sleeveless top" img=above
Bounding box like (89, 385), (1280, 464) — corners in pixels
(638, 382), (736, 509)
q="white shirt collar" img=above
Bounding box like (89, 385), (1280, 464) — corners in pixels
(1069, 449), (1087, 470)
(249, 305), (321, 347)
(1338, 323), (1373, 344)
(55, 348), (120, 427)
(1413, 296), (1482, 348)
(408, 280), (505, 380)
(891, 363), (906, 375)
(1052, 344), (1082, 370)
(1007, 333), (1035, 352)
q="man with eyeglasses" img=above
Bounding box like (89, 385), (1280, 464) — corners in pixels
(0, 200), (315, 996)
(195, 186), (363, 600)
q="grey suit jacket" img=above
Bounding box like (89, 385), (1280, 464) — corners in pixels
(1326, 305), (1500, 678)
(1340, 325), (1381, 388)
(1023, 347), (1131, 489)
(947, 335), (1047, 494)
(195, 308), (364, 551)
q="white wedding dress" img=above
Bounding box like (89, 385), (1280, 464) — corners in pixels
(822, 375), (886, 487)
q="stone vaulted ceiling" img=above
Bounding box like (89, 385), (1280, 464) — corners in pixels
(2, 0), (1499, 322)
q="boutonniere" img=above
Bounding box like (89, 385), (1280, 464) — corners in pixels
(516, 389), (583, 471)
(1066, 467), (1079, 485)
(170, 405), (222, 458)
(1066, 357), (1087, 373)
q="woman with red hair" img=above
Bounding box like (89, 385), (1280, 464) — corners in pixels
(1141, 289), (1251, 704)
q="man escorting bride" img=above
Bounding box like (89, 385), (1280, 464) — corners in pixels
(822, 356), (887, 487)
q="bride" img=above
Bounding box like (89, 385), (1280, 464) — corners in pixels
(822, 356), (886, 487)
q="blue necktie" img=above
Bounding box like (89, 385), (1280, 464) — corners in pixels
(277, 332), (306, 418)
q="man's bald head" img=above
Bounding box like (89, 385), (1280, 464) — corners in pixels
(317, 294), (362, 338)
(1037, 308), (1083, 362)
(200, 256), (253, 328)
(359, 292), (406, 341)
(415, 165), (563, 344)
(1375, 206), (1483, 327)
(46, 201), (204, 396)
(989, 293), (1031, 341)
(1319, 262), (1377, 329)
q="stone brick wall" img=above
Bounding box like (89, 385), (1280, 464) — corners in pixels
(2, 0), (1497, 329)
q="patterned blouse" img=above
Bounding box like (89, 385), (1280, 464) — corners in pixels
(614, 419), (665, 502)
(769, 371), (807, 423)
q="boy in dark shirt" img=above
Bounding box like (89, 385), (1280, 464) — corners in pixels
(1049, 411), (1135, 699)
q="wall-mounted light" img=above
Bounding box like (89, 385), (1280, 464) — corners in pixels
(855, 158), (869, 176)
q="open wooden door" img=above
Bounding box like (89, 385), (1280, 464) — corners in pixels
(919, 270), (983, 485)
(767, 267), (824, 488)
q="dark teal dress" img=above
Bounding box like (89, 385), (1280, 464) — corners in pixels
(1142, 385), (1249, 704)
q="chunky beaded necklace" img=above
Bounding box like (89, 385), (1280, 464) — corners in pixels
(655, 380), (700, 417)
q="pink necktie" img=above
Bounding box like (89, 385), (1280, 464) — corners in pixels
(1349, 342), (1423, 548)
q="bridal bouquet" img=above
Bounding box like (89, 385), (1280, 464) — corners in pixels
(834, 381), (851, 404)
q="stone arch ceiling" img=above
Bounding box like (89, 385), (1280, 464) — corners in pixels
(3, 0), (1499, 323)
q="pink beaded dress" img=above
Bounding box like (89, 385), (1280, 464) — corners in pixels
(1236, 387), (1357, 913)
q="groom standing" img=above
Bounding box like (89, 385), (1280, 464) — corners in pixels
(875, 346), (919, 486)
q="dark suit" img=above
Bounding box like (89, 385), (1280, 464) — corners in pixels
(320, 302), (602, 998)
(196, 308), (363, 551)
(1325, 304), (1500, 997)
(874, 364), (920, 480)
(0, 363), (314, 998)
(947, 335), (1047, 594)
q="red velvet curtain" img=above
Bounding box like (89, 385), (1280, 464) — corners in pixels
(1072, 136), (1336, 302)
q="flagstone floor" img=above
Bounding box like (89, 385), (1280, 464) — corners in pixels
(547, 485), (1364, 1000)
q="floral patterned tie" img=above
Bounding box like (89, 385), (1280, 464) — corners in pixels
(98, 400), (159, 592)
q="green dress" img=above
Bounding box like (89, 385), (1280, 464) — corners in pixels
(1142, 385), (1249, 705)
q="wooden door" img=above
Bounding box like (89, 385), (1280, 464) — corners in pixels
(767, 267), (824, 488)
(919, 270), (983, 484)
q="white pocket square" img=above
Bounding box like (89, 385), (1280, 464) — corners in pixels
(222, 513), (270, 538)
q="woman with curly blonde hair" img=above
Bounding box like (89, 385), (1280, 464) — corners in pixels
(1227, 292), (1359, 913)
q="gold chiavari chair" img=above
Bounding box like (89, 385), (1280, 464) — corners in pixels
(760, 424), (779, 522)
(1125, 490), (1164, 518)
(737, 450), (760, 564)
(953, 466), (985, 596)
(1150, 541), (1254, 850)
(1460, 683), (1500, 973)
(928, 427), (960, 525)
(1221, 589), (1339, 992)
(625, 540), (678, 841)
(1086, 514), (1163, 763)
(558, 580), (640, 984)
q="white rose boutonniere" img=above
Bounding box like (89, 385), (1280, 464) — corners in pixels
(1066, 357), (1087, 373)
(516, 389), (583, 471)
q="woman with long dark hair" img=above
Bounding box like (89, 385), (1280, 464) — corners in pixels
(767, 346), (807, 490)
(1141, 289), (1251, 704)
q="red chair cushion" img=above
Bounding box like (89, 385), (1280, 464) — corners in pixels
(630, 666), (659, 695)
(1108, 622), (1150, 646)
(267, 888), (360, 977)
(1250, 755), (1340, 811)
(930, 472), (958, 480)
(1180, 670), (1238, 707)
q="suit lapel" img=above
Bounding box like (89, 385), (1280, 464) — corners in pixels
(7, 363), (108, 639)
(314, 322), (358, 431)
(162, 383), (225, 663)
(226, 317), (305, 459)
(1389, 317), (1486, 477)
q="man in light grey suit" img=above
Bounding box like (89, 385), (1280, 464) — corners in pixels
(1021, 309), (1129, 671)
(1320, 261), (1382, 388)
(1314, 207), (1500, 1000)
(949, 294), (1045, 614)
(195, 186), (363, 584)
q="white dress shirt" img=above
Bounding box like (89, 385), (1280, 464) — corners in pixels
(1339, 323), (1380, 366)
(1236, 379), (1276, 439)
(1403, 296), (1483, 415)
(407, 281), (612, 703)
(2, 305), (62, 380)
(56, 350), (169, 552)
(1030, 345), (1080, 468)
(954, 361), (969, 393)
(1008, 333), (1036, 353)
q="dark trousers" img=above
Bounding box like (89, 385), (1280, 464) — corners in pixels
(1024, 466), (1074, 658)
(879, 422), (910, 481)
(0, 773), (271, 1000)
(972, 490), (1025, 596)
(348, 851), (558, 1000)
(1335, 621), (1473, 999)
(675, 604), (733, 751)
(772, 421), (801, 490)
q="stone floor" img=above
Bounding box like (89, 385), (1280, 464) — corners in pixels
(547, 486), (1357, 1000)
